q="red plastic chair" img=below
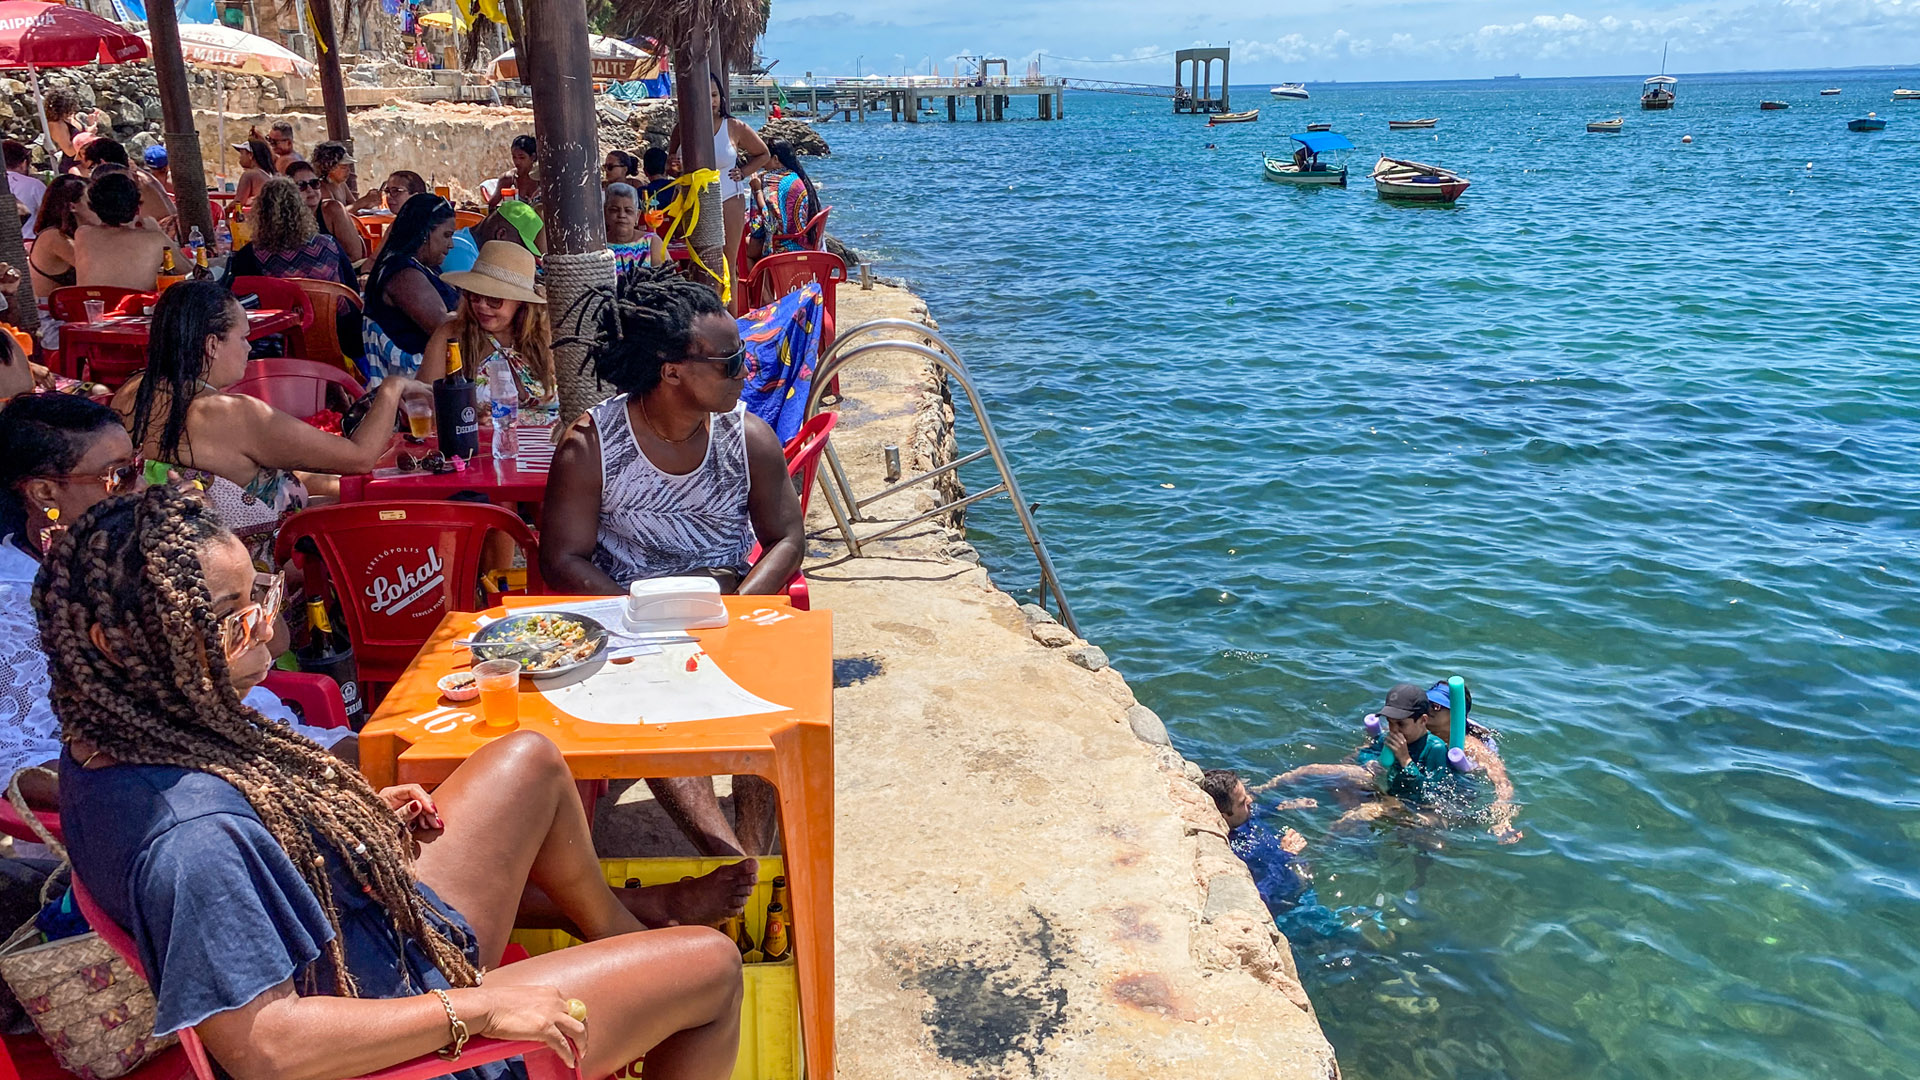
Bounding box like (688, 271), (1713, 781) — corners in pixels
(746, 411), (839, 611)
(768, 205), (830, 252)
(69, 875), (578, 1080)
(227, 275), (317, 336)
(744, 251), (845, 358)
(259, 670), (353, 732)
(47, 285), (145, 383)
(228, 358), (366, 421)
(274, 502), (544, 685)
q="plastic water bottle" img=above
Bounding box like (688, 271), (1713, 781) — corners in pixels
(185, 225), (205, 265)
(483, 355), (517, 462)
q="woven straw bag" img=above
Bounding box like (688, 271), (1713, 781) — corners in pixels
(0, 767), (176, 1080)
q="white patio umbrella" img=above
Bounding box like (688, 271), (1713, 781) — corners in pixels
(488, 33), (648, 78)
(139, 24), (317, 181)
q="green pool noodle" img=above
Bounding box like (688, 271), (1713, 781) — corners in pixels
(1448, 676), (1468, 750)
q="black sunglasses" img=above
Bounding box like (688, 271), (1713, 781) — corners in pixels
(294, 178), (324, 191)
(683, 344), (746, 380)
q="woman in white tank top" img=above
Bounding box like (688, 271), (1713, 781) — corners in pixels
(707, 74), (773, 282)
(539, 265), (805, 859)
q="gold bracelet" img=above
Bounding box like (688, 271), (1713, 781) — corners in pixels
(432, 989), (470, 1061)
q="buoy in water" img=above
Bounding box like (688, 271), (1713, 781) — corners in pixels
(1681, 134), (1694, 143)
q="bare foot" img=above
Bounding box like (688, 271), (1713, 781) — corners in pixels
(621, 859), (759, 928)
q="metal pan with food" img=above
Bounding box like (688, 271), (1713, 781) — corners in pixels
(468, 611), (609, 678)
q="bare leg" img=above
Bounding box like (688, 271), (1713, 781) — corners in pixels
(722, 195), (746, 277)
(1252, 763), (1375, 794)
(646, 777), (746, 857)
(414, 731), (755, 965)
(486, 928), (742, 1080)
(730, 775), (778, 856)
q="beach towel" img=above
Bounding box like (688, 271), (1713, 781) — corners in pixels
(737, 283), (823, 444)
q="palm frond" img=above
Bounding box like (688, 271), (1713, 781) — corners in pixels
(605, 0), (765, 66)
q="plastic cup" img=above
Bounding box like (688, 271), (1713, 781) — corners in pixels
(83, 300), (105, 323)
(403, 397), (433, 439)
(472, 659), (522, 731)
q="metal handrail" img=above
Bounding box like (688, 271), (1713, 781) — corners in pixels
(805, 320), (1079, 634)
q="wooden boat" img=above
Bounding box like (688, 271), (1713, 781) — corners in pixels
(1262, 131), (1354, 186)
(1306, 122), (1332, 132)
(1760, 100), (1790, 110)
(1269, 84), (1309, 100)
(1388, 118), (1437, 129)
(1849, 114), (1887, 131)
(1586, 117), (1624, 133)
(1371, 156), (1469, 203)
(1641, 75), (1676, 109)
(1820, 88), (1842, 95)
(1207, 109), (1260, 125)
(1894, 88), (1920, 101)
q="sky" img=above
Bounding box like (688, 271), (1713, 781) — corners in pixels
(758, 0), (1920, 83)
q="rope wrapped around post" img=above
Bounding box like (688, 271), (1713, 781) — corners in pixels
(545, 248), (618, 428)
(689, 180), (727, 301)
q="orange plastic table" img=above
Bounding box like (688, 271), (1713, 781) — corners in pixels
(358, 595), (834, 1080)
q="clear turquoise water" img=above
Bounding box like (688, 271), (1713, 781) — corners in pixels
(801, 69), (1920, 1078)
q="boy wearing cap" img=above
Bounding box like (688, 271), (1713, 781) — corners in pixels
(1362, 683), (1468, 804)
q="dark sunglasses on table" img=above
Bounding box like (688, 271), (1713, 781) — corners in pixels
(682, 344), (747, 380)
(219, 572), (285, 659)
(42, 458), (144, 494)
(294, 178), (325, 191)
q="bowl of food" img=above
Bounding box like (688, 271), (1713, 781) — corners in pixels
(437, 671), (479, 701)
(469, 611), (609, 679)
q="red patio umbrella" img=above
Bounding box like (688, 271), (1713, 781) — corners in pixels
(0, 1), (150, 155)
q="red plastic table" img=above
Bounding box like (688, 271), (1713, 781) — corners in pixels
(61, 307), (306, 359)
(336, 429), (553, 504)
(359, 595), (835, 1080)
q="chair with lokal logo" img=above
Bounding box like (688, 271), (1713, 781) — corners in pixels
(274, 502), (543, 687)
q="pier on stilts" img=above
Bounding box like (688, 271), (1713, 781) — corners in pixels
(729, 58), (1067, 122)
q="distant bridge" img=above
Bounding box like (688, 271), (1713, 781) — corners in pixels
(1058, 77), (1179, 99)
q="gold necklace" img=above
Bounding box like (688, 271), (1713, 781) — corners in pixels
(637, 397), (706, 445)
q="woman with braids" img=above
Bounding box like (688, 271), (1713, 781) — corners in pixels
(40, 486), (753, 1080)
(538, 268), (803, 860)
(0, 395), (351, 807)
(749, 140), (822, 259)
(362, 193), (459, 382)
(113, 282), (427, 555)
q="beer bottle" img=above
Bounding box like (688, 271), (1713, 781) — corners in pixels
(295, 597), (367, 728)
(760, 902), (790, 963)
(725, 914), (761, 963)
(770, 875), (791, 919)
(160, 249), (175, 275)
(192, 246), (211, 281)
(433, 341), (480, 460)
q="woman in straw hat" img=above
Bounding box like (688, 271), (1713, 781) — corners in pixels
(420, 240), (556, 428)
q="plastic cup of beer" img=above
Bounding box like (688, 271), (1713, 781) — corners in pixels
(83, 300), (105, 323)
(472, 659), (522, 731)
(403, 397), (433, 439)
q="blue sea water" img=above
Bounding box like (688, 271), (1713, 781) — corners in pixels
(799, 69), (1920, 1078)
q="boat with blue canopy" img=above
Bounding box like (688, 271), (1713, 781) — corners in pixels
(1263, 130), (1354, 186)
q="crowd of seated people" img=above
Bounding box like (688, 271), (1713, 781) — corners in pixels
(0, 110), (855, 1080)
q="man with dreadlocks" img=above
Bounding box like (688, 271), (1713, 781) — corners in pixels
(539, 266), (804, 861)
(39, 486), (752, 1080)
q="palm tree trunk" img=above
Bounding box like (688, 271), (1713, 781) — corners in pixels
(0, 183), (37, 337)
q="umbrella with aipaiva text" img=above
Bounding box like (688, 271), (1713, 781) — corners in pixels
(0, 0), (149, 153)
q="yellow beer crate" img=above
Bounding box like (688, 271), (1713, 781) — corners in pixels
(509, 856), (801, 1080)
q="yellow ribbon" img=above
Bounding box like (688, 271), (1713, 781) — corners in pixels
(657, 168), (729, 304)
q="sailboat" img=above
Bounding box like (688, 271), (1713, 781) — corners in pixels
(1641, 44), (1676, 110)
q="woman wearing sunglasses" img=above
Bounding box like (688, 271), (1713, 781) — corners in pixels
(0, 396), (350, 811)
(287, 159), (367, 265)
(418, 240), (556, 429)
(41, 485), (751, 1080)
(539, 267), (804, 861)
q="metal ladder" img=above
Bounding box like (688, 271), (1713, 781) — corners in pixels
(803, 319), (1080, 635)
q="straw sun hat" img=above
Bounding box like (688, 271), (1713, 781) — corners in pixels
(441, 240), (546, 305)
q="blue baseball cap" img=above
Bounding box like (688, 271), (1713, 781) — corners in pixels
(1426, 680), (1471, 713)
(143, 146), (167, 168)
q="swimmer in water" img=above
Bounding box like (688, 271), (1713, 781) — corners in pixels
(1199, 769), (1313, 908)
(1257, 681), (1518, 841)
